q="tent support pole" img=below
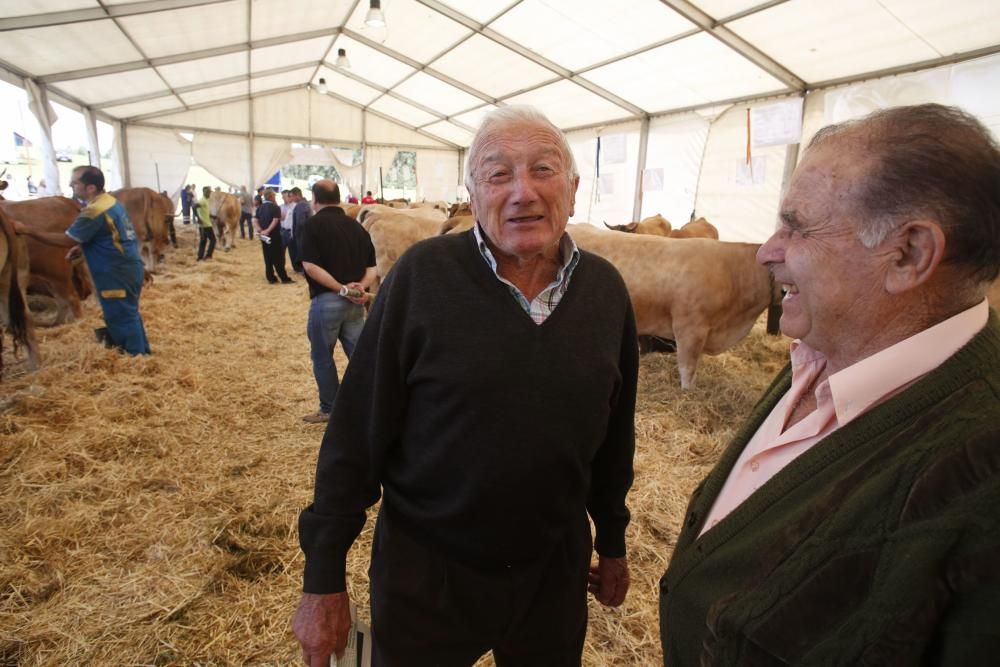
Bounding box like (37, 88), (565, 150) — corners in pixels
(631, 115), (650, 222)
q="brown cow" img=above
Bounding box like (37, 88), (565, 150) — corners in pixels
(358, 203), (446, 228)
(112, 187), (169, 270)
(568, 223), (780, 388)
(447, 202), (472, 218)
(338, 203), (362, 220)
(209, 191), (241, 251)
(0, 207), (39, 374)
(364, 209), (446, 291)
(605, 214), (672, 236)
(669, 216), (719, 239)
(440, 215), (474, 235)
(0, 197), (91, 325)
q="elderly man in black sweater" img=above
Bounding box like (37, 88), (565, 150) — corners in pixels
(293, 106), (639, 666)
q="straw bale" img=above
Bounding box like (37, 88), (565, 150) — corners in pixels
(0, 221), (789, 666)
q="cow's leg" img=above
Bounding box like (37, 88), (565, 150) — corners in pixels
(674, 324), (708, 390)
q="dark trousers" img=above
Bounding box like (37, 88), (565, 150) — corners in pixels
(240, 211), (253, 239)
(197, 226), (216, 259)
(182, 203), (191, 224)
(261, 235), (290, 282)
(167, 218), (177, 248)
(369, 512), (589, 667)
(282, 228), (302, 272)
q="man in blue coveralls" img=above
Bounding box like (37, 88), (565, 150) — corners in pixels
(15, 166), (151, 355)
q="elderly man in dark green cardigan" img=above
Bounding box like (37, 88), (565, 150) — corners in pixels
(660, 103), (1000, 665)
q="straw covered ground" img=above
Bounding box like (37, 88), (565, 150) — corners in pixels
(0, 223), (789, 666)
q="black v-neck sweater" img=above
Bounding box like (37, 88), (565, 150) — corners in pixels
(300, 230), (639, 593)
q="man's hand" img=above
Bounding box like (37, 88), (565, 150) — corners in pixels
(588, 555), (629, 607)
(345, 282), (369, 305)
(292, 591), (352, 667)
(65, 245), (82, 261)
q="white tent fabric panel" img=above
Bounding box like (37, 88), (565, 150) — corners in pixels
(364, 114), (448, 148)
(116, 1), (246, 59)
(693, 106), (788, 243)
(566, 122), (641, 226)
(125, 126), (191, 195)
(416, 150), (461, 203)
(368, 96), (439, 129)
(583, 32), (787, 114)
(56, 68), (166, 106)
(329, 34), (416, 89)
(365, 146), (401, 198)
(251, 67), (316, 95)
(436, 0), (512, 24)
(951, 55), (1000, 139)
(104, 95), (182, 119)
(453, 105), (498, 133)
(505, 80), (631, 129)
(430, 34), (556, 99)
(729, 0), (941, 84)
(82, 106), (102, 169)
(422, 121), (474, 148)
(394, 72), (484, 117)
(314, 68), (382, 107)
(252, 89), (315, 141)
(0, 20), (141, 76)
(143, 100), (251, 135)
(24, 78), (62, 195)
(695, 0), (766, 17)
(251, 37), (333, 73)
(4, 0), (94, 17)
(880, 0), (1000, 57)
(344, 0), (471, 64)
(108, 120), (126, 191)
(181, 81), (249, 107)
(157, 52), (248, 89)
(250, 0), (351, 41)
(641, 114), (710, 226)
(309, 94), (364, 145)
(252, 137), (293, 188)
(192, 132), (250, 189)
(492, 0), (695, 72)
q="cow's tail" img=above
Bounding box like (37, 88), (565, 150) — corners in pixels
(766, 273), (782, 336)
(6, 261), (31, 351)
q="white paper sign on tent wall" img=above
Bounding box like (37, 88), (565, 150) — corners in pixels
(735, 156), (766, 186)
(642, 168), (664, 192)
(601, 133), (627, 164)
(599, 172), (615, 195)
(751, 98), (803, 147)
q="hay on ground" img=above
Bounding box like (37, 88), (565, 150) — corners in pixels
(0, 222), (788, 666)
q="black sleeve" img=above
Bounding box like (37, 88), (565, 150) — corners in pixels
(586, 282), (638, 558)
(298, 265), (412, 593)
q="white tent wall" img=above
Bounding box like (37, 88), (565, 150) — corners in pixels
(23, 79), (61, 196)
(82, 107), (101, 169)
(125, 126), (191, 196)
(192, 131), (251, 190)
(364, 113), (449, 149)
(252, 136), (293, 188)
(108, 121), (126, 191)
(365, 145), (405, 200)
(309, 93), (364, 145)
(693, 105), (789, 243)
(640, 114), (711, 227)
(143, 101), (251, 135)
(415, 149), (460, 203)
(566, 122), (641, 226)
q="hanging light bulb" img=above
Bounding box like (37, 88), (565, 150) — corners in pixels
(365, 0), (386, 28)
(335, 48), (351, 69)
(317, 78), (328, 95)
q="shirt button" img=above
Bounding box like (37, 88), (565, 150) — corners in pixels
(750, 461), (760, 472)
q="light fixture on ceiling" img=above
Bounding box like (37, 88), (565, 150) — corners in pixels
(317, 78), (328, 95)
(365, 0), (386, 28)
(335, 48), (351, 69)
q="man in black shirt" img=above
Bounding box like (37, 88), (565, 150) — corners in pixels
(299, 179), (376, 424)
(293, 107), (638, 666)
(252, 188), (293, 284)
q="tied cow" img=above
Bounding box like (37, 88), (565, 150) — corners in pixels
(209, 191), (241, 251)
(112, 187), (170, 270)
(569, 223), (780, 388)
(0, 206), (39, 374)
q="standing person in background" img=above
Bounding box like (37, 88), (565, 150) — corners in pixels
(659, 104), (1000, 665)
(296, 179), (375, 424)
(280, 189), (302, 274)
(160, 190), (177, 248)
(290, 186), (311, 274)
(195, 186), (215, 261)
(292, 106), (637, 665)
(238, 185), (254, 240)
(253, 188), (293, 284)
(14, 166), (150, 355)
(360, 190), (376, 204)
(181, 184), (193, 224)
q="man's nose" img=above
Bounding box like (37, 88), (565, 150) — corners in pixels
(509, 172), (538, 203)
(756, 232), (784, 266)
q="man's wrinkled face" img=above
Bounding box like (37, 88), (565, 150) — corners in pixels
(756, 145), (895, 360)
(469, 120), (579, 262)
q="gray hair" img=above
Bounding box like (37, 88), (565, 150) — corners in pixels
(807, 103), (1000, 285)
(464, 105), (579, 188)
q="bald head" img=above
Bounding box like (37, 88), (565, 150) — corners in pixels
(312, 179), (340, 205)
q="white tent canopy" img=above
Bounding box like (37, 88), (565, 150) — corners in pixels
(2, 0), (999, 240)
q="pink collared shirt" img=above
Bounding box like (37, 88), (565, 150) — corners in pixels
(699, 299), (989, 537)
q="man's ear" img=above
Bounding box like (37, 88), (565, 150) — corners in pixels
(568, 175), (580, 218)
(884, 220), (947, 294)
